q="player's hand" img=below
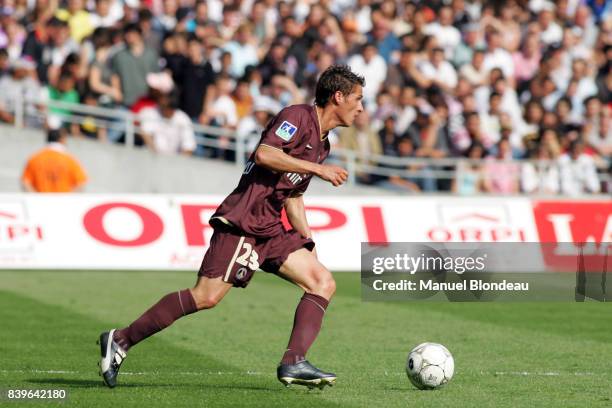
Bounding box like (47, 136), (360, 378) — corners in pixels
(317, 164), (348, 186)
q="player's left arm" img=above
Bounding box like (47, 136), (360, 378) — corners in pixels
(285, 194), (318, 257)
(285, 195), (311, 238)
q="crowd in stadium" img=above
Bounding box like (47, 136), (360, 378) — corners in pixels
(0, 0), (610, 195)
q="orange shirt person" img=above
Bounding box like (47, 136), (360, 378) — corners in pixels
(21, 130), (88, 193)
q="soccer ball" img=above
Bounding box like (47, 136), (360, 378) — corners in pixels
(406, 342), (454, 390)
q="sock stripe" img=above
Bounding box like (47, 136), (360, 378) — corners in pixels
(302, 296), (326, 313)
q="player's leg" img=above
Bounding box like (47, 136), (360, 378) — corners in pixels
(98, 277), (232, 388)
(275, 247), (337, 388)
(114, 276), (231, 350)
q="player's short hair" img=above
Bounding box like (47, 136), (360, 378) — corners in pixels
(47, 129), (63, 143)
(315, 65), (365, 107)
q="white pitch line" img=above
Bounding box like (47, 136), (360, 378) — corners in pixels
(489, 371), (596, 377)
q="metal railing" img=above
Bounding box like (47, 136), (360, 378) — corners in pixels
(7, 93), (611, 195)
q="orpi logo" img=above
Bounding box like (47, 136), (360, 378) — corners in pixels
(427, 204), (527, 242)
(0, 201), (44, 251)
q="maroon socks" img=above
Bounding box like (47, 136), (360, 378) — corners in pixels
(281, 293), (330, 365)
(114, 289), (197, 351)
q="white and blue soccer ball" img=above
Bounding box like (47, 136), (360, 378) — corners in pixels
(406, 342), (454, 390)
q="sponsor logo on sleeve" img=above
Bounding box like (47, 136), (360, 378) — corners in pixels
(275, 121), (298, 141)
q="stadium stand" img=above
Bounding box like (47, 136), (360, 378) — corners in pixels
(0, 0), (610, 195)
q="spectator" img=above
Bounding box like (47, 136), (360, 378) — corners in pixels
(0, 47), (9, 77)
(88, 28), (122, 107)
(138, 9), (162, 51)
(90, 0), (121, 29)
(0, 11), (26, 61)
(176, 36), (215, 121)
(460, 49), (487, 87)
(376, 134), (422, 193)
(521, 143), (561, 194)
(347, 42), (387, 108)
(453, 141), (486, 195)
(277, 16), (310, 86)
(417, 47), (458, 93)
(384, 48), (419, 91)
(205, 73), (238, 130)
(44, 17), (79, 87)
(395, 86), (418, 135)
(268, 73), (304, 108)
(453, 23), (483, 68)
(538, 3), (563, 46)
(78, 93), (108, 140)
(0, 57), (41, 125)
(482, 29), (515, 80)
(56, 0), (94, 44)
(236, 95), (279, 156)
(42, 71), (80, 135)
(110, 23), (159, 107)
(367, 14), (400, 63)
(512, 33), (542, 86)
(404, 108), (451, 191)
(424, 6), (461, 60)
(558, 140), (601, 194)
(202, 73), (239, 159)
(337, 111), (382, 184)
(21, 129), (87, 192)
(131, 72), (174, 117)
(583, 100), (611, 161)
(224, 23), (260, 79)
(483, 138), (520, 194)
(232, 78), (254, 120)
(139, 91), (196, 155)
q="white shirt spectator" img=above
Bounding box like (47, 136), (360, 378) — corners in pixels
(540, 21), (563, 45)
(571, 78), (599, 117)
(558, 153), (601, 195)
(460, 63), (488, 86)
(224, 41), (259, 78)
(0, 75), (40, 115)
(139, 107), (196, 154)
(424, 23), (461, 59)
(355, 6), (373, 34)
(210, 95), (239, 127)
(521, 162), (560, 194)
(483, 48), (515, 79)
(395, 105), (417, 135)
(347, 53), (387, 107)
(418, 60), (458, 89)
(90, 10), (121, 28)
(237, 115), (261, 154)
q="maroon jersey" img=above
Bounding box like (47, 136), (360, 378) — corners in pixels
(211, 104), (330, 238)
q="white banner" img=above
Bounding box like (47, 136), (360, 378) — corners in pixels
(0, 194), (607, 271)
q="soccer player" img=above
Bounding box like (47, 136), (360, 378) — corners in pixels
(99, 65), (364, 389)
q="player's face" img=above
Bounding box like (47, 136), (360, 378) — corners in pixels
(337, 85), (364, 127)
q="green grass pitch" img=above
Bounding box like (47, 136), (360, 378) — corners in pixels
(1, 270), (611, 407)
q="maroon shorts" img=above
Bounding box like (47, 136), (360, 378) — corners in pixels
(198, 224), (315, 288)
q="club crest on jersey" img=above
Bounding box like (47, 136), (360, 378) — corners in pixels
(275, 121), (298, 141)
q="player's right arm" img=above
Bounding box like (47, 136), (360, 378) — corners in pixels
(255, 145), (348, 186)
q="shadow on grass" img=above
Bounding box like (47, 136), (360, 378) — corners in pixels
(26, 378), (147, 388)
(26, 377), (282, 392)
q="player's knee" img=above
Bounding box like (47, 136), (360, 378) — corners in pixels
(308, 268), (336, 299)
(191, 289), (223, 310)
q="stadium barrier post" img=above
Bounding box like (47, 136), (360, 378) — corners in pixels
(14, 91), (24, 129)
(346, 150), (356, 185)
(125, 112), (135, 148)
(235, 131), (246, 169)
